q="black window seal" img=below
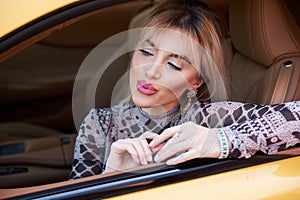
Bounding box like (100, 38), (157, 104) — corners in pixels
(9, 153), (296, 200)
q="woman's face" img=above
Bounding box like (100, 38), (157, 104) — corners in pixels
(130, 28), (201, 114)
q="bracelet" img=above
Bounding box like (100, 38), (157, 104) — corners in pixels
(217, 129), (230, 159)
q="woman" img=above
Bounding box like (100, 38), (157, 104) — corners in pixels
(69, 0), (300, 178)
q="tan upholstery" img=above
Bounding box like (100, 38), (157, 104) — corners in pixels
(126, 0), (300, 104)
(0, 1), (152, 131)
(0, 1), (153, 188)
(0, 122), (77, 188)
(229, 0), (300, 104)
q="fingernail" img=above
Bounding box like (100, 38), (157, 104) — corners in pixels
(148, 158), (153, 164)
(166, 159), (173, 165)
(154, 155), (160, 162)
(143, 159), (147, 165)
(166, 158), (175, 165)
(147, 154), (153, 163)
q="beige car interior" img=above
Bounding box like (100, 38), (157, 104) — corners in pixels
(0, 1), (152, 188)
(228, 0), (300, 104)
(0, 0), (299, 188)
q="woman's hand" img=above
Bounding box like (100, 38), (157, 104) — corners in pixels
(149, 122), (221, 165)
(104, 131), (160, 173)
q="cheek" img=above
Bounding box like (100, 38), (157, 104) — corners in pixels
(185, 68), (200, 86)
(130, 53), (142, 85)
(162, 73), (190, 96)
(130, 53), (148, 80)
(164, 70), (199, 96)
(129, 69), (139, 94)
(131, 52), (148, 69)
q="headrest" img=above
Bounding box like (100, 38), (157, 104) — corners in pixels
(230, 0), (300, 67)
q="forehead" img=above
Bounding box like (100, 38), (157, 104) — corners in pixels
(141, 28), (196, 60)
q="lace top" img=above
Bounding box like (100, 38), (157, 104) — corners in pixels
(69, 100), (300, 179)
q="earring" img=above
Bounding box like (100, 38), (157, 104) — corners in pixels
(187, 89), (197, 101)
(181, 89), (197, 115)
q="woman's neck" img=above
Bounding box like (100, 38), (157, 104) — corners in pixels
(136, 104), (180, 122)
(141, 104), (178, 115)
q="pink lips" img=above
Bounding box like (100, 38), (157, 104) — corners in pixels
(137, 80), (158, 95)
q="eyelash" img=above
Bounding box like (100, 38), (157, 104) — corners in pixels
(138, 49), (182, 71)
(167, 61), (182, 71)
(139, 49), (153, 56)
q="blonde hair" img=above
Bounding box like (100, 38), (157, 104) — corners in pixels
(139, 0), (228, 102)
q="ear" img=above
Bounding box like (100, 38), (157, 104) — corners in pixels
(191, 79), (204, 90)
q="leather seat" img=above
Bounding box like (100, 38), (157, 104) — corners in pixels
(121, 0), (300, 105)
(0, 1), (152, 188)
(0, 1), (151, 132)
(228, 0), (300, 104)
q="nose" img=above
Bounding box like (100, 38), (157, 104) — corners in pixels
(145, 57), (163, 79)
(145, 65), (161, 79)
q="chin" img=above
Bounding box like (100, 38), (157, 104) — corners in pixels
(132, 99), (153, 108)
(131, 93), (155, 108)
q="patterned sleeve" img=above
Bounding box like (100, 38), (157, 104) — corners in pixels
(185, 100), (300, 158)
(68, 108), (112, 179)
(223, 101), (300, 158)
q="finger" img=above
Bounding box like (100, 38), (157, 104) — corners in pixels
(126, 144), (140, 164)
(154, 135), (177, 153)
(140, 131), (159, 145)
(110, 139), (132, 154)
(149, 125), (181, 147)
(150, 143), (164, 154)
(154, 140), (187, 162)
(166, 149), (197, 165)
(153, 132), (188, 159)
(131, 140), (149, 165)
(140, 139), (153, 163)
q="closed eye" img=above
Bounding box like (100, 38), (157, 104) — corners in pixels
(139, 49), (154, 56)
(167, 61), (182, 71)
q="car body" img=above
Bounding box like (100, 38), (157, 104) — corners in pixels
(0, 0), (300, 199)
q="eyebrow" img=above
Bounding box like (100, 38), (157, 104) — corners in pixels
(145, 39), (192, 65)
